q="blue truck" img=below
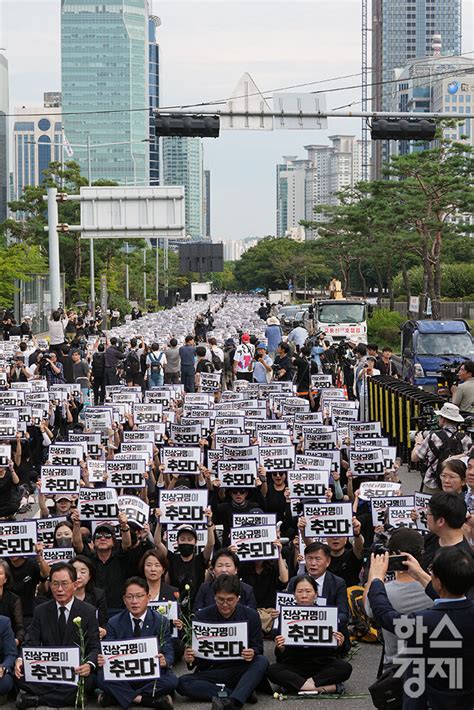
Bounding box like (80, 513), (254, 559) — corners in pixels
(401, 319), (474, 391)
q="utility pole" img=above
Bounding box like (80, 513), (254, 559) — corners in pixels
(155, 239), (159, 303)
(46, 188), (61, 310)
(87, 135), (95, 318)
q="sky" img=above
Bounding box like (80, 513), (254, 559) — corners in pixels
(1, 0), (473, 241)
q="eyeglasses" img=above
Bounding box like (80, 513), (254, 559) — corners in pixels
(124, 593), (147, 601)
(272, 472), (285, 477)
(440, 474), (461, 481)
(51, 580), (73, 589)
(94, 532), (113, 540)
(215, 596), (237, 606)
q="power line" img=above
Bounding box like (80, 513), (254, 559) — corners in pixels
(6, 52), (474, 119)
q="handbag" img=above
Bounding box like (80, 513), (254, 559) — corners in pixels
(368, 645), (403, 709)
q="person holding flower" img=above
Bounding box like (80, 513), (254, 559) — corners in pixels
(97, 576), (178, 709)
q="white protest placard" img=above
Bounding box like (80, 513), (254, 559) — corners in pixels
(123, 430), (155, 445)
(295, 452), (332, 472)
(353, 436), (390, 450)
(162, 447), (201, 475)
(207, 449), (222, 474)
(388, 506), (418, 529)
(371, 496), (415, 527)
(69, 432), (102, 457)
(118, 495), (150, 528)
(215, 415), (245, 432)
(258, 432), (292, 447)
(355, 444), (397, 470)
(0, 520), (37, 557)
(121, 442), (154, 459)
(0, 418), (18, 438)
(78, 488), (119, 520)
(217, 459), (258, 488)
(36, 516), (67, 547)
(310, 374), (333, 389)
(49, 444), (84, 467)
(260, 445), (294, 472)
(303, 502), (353, 537)
(0, 443), (10, 465)
(106, 459), (146, 488)
(414, 492), (431, 532)
(87, 459), (106, 484)
(133, 403), (163, 424)
(232, 512), (277, 528)
(23, 646), (80, 685)
(230, 525), (278, 561)
(304, 431), (337, 451)
(40, 465), (81, 496)
(200, 372), (221, 393)
(358, 481), (401, 501)
(167, 525), (207, 552)
(84, 408), (113, 431)
(192, 621), (248, 660)
(159, 489), (208, 524)
(148, 600), (179, 637)
(349, 449), (385, 477)
(349, 421), (382, 442)
(280, 606), (338, 646)
(214, 433), (251, 450)
(42, 547), (75, 564)
(170, 423), (202, 446)
(288, 469), (329, 499)
(102, 637), (160, 682)
(222, 444), (260, 461)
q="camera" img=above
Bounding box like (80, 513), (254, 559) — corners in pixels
(387, 554), (408, 572)
(437, 360), (463, 391)
(409, 404), (438, 444)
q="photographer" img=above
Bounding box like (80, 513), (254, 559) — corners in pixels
(47, 309), (67, 355)
(252, 343), (273, 384)
(411, 402), (471, 493)
(273, 342), (294, 382)
(9, 355), (33, 383)
(452, 362), (474, 414)
(40, 351), (65, 386)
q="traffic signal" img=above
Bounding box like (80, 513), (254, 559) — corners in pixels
(371, 118), (436, 141)
(155, 114), (220, 138)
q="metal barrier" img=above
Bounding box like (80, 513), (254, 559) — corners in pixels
(368, 375), (446, 462)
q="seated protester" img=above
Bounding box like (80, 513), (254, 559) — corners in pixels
(0, 615), (16, 701)
(14, 562), (100, 710)
(367, 548), (474, 710)
(38, 489), (74, 520)
(268, 575), (351, 695)
(264, 471), (294, 534)
(122, 522), (155, 578)
(0, 560), (24, 646)
(0, 462), (21, 519)
(194, 549), (257, 611)
(52, 520), (74, 547)
(210, 484), (267, 548)
(326, 517), (364, 588)
(71, 511), (135, 616)
(154, 514), (215, 604)
(421, 492), (473, 571)
(286, 542), (350, 648)
(239, 539), (289, 634)
(70, 556), (108, 639)
(439, 459), (467, 496)
(8, 553), (49, 630)
(364, 528), (433, 669)
(177, 574), (269, 709)
(139, 550), (179, 602)
(97, 577), (178, 710)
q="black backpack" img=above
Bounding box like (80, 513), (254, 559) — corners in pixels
(428, 429), (465, 486)
(149, 352), (163, 374)
(125, 350), (140, 374)
(211, 351), (223, 371)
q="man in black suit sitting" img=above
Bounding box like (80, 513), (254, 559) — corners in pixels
(14, 562), (100, 709)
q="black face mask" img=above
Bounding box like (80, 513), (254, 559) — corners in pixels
(56, 537), (72, 548)
(178, 543), (195, 557)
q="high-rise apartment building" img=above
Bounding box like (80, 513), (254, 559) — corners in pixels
(276, 137), (363, 240)
(61, 0), (150, 185)
(203, 169), (211, 237)
(13, 102), (63, 199)
(149, 14), (160, 185)
(0, 54), (9, 222)
(372, 0), (462, 177)
(163, 137), (203, 239)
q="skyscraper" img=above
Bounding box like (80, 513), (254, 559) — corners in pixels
(163, 137), (203, 239)
(61, 0), (150, 185)
(0, 54), (9, 222)
(13, 100), (63, 199)
(148, 14), (160, 185)
(372, 0), (462, 176)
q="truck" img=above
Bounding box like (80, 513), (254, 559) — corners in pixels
(314, 299), (369, 344)
(401, 320), (474, 391)
(268, 290), (292, 305)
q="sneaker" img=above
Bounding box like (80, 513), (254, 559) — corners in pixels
(98, 691), (116, 707)
(15, 692), (39, 710)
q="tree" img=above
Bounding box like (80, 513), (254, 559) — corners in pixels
(0, 241), (46, 309)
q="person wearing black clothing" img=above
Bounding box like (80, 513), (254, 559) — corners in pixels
(8, 558), (44, 628)
(273, 342), (294, 382)
(421, 492), (474, 571)
(210, 485), (267, 547)
(194, 549), (257, 611)
(293, 346), (313, 397)
(326, 519), (364, 587)
(178, 575), (270, 707)
(0, 560), (24, 645)
(258, 302), (269, 321)
(70, 556), (108, 634)
(194, 315), (208, 342)
(91, 343), (106, 404)
(179, 335), (196, 393)
(104, 337), (126, 386)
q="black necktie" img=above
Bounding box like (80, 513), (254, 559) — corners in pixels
(58, 606), (67, 642)
(133, 618), (141, 638)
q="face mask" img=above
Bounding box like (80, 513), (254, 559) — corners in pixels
(56, 537), (72, 548)
(178, 543), (195, 557)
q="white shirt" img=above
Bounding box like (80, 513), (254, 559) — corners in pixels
(56, 598), (75, 623)
(129, 611), (147, 632)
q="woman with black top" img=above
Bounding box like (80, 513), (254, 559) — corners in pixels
(0, 560), (24, 645)
(139, 549), (179, 602)
(293, 346), (313, 399)
(0, 463), (21, 519)
(70, 555), (108, 637)
(268, 574), (352, 695)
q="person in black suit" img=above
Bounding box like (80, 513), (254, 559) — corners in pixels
(0, 615), (17, 700)
(367, 548), (474, 710)
(14, 562), (100, 710)
(177, 575), (269, 710)
(97, 577), (178, 709)
(286, 542), (350, 648)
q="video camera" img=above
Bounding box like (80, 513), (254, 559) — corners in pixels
(437, 360), (463, 393)
(409, 404), (439, 444)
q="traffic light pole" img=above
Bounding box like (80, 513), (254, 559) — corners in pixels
(46, 188), (61, 311)
(155, 109), (472, 120)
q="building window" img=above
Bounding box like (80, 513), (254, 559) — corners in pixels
(38, 118), (51, 132)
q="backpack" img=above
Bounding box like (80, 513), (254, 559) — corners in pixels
(125, 350), (140, 374)
(347, 585), (380, 643)
(149, 352), (163, 374)
(211, 350), (223, 371)
(427, 429), (465, 487)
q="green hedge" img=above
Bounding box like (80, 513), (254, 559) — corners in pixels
(368, 309), (404, 351)
(393, 264), (474, 299)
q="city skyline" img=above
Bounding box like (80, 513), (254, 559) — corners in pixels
(1, 0), (473, 240)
